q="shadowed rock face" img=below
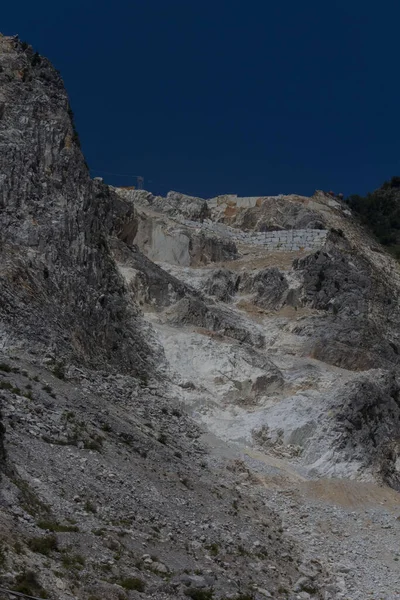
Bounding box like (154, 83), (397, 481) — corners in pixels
(303, 370), (400, 489)
(204, 269), (240, 301)
(294, 244), (371, 316)
(0, 36), (155, 375)
(240, 267), (290, 310)
(334, 372), (400, 490)
(293, 237), (400, 370)
(0, 410), (6, 476)
(110, 238), (189, 308)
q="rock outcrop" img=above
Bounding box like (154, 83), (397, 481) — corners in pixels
(0, 35), (156, 377)
(292, 235), (400, 370)
(2, 33), (400, 600)
(0, 35), (332, 600)
(240, 267), (290, 310)
(204, 268), (240, 301)
(116, 188), (210, 221)
(0, 409), (6, 475)
(303, 370), (400, 488)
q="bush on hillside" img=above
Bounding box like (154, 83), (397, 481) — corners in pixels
(347, 176), (400, 255)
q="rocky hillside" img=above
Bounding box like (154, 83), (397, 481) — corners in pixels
(0, 34), (156, 377)
(1, 34), (400, 600)
(114, 187), (400, 491)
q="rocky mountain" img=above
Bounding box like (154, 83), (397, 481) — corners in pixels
(0, 34), (400, 600)
(0, 34), (155, 377)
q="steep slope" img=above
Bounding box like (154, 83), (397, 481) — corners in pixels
(0, 34), (156, 377)
(112, 188), (400, 598)
(114, 188), (400, 491)
(1, 33), (400, 600)
(0, 35), (337, 600)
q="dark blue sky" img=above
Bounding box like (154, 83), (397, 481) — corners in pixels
(3, 1), (400, 198)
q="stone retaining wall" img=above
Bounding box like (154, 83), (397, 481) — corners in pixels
(253, 229), (328, 251)
(180, 218), (328, 251)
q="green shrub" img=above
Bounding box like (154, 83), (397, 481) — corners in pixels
(207, 542), (219, 556)
(84, 435), (103, 452)
(0, 544), (6, 569)
(28, 534), (58, 556)
(37, 520), (79, 532)
(12, 477), (51, 517)
(0, 380), (20, 394)
(52, 362), (65, 380)
(14, 541), (23, 554)
(31, 52), (41, 67)
(14, 570), (48, 598)
(184, 589), (214, 600)
(62, 553), (85, 570)
(348, 176), (400, 254)
(120, 577), (145, 592)
(84, 499), (97, 513)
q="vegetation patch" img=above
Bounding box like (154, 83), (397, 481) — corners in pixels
(62, 552), (85, 571)
(84, 434), (104, 452)
(84, 499), (97, 513)
(12, 477), (51, 517)
(52, 362), (65, 380)
(119, 577), (145, 592)
(348, 176), (400, 257)
(37, 519), (79, 533)
(207, 542), (219, 556)
(0, 380), (21, 394)
(0, 544), (7, 570)
(13, 570), (48, 598)
(184, 589), (214, 600)
(28, 534), (58, 556)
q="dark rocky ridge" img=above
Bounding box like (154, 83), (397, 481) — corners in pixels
(292, 234), (400, 370)
(0, 409), (6, 476)
(334, 371), (400, 490)
(0, 36), (155, 376)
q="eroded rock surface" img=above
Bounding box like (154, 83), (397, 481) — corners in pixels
(0, 35), (332, 600)
(0, 35), (156, 377)
(1, 33), (400, 600)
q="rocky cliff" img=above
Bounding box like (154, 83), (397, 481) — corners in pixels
(1, 34), (400, 600)
(0, 35), (156, 377)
